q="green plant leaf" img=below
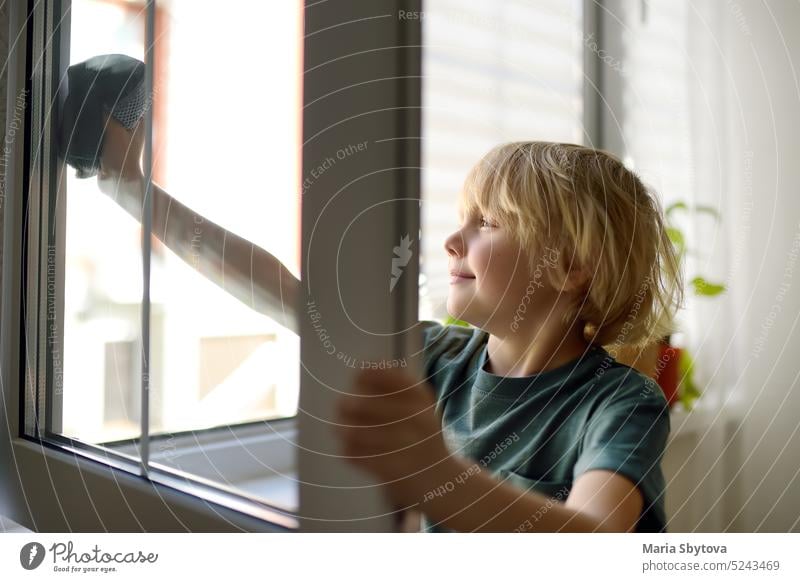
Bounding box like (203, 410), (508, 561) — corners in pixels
(666, 226), (686, 256)
(665, 201), (720, 223)
(665, 201), (688, 218)
(691, 276), (726, 297)
(677, 349), (701, 411)
(694, 204), (721, 222)
(443, 315), (471, 327)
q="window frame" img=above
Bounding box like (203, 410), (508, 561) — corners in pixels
(2, 0), (426, 532)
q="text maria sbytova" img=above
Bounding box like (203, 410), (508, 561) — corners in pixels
(643, 543), (727, 557)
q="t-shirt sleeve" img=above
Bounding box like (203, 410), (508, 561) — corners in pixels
(418, 319), (446, 396)
(417, 319), (474, 405)
(419, 319), (446, 351)
(572, 384), (671, 531)
(419, 320), (451, 374)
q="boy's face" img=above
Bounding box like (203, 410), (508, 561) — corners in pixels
(444, 206), (565, 335)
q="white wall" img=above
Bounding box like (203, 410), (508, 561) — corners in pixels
(715, 0), (800, 532)
(585, 0), (800, 533)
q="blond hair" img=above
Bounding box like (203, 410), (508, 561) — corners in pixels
(460, 141), (684, 348)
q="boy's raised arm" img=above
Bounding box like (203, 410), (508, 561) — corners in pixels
(95, 117), (300, 335)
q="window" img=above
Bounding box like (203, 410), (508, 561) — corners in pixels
(419, 0), (585, 320)
(3, 0), (425, 532)
(61, 0), (301, 445)
(40, 0), (303, 513)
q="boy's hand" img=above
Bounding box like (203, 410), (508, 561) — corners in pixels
(334, 367), (452, 506)
(97, 115), (145, 197)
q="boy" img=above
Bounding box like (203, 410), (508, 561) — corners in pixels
(335, 142), (683, 532)
(97, 123), (682, 532)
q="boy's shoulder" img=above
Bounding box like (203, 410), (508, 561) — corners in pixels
(589, 350), (670, 409)
(418, 319), (486, 373)
(419, 319), (483, 351)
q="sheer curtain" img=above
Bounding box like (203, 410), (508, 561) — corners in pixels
(605, 0), (742, 531)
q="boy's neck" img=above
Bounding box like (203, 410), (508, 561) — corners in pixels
(484, 321), (592, 378)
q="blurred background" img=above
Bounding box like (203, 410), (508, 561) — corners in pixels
(416, 0), (800, 532)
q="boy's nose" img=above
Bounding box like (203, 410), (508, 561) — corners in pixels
(444, 229), (466, 257)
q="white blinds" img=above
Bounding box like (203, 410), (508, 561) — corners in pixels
(618, 0), (693, 212)
(613, 0), (702, 349)
(420, 0), (584, 320)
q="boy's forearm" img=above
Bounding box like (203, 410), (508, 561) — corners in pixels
(106, 178), (300, 334)
(414, 455), (609, 533)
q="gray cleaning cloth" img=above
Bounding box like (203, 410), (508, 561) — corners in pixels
(58, 53), (149, 178)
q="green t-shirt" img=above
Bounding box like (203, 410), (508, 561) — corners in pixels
(418, 320), (670, 533)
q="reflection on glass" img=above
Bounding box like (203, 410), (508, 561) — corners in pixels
(59, 0), (302, 509)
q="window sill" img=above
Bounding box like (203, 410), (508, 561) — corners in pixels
(107, 417), (298, 511)
(1, 514), (32, 533)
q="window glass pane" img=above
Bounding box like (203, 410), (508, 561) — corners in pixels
(147, 0), (301, 436)
(618, 0), (691, 210)
(615, 0), (696, 344)
(62, 0), (148, 444)
(419, 0), (584, 321)
(59, 0), (302, 511)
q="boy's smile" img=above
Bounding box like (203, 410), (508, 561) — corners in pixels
(448, 269), (475, 284)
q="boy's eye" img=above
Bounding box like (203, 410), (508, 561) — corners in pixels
(479, 216), (495, 229)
